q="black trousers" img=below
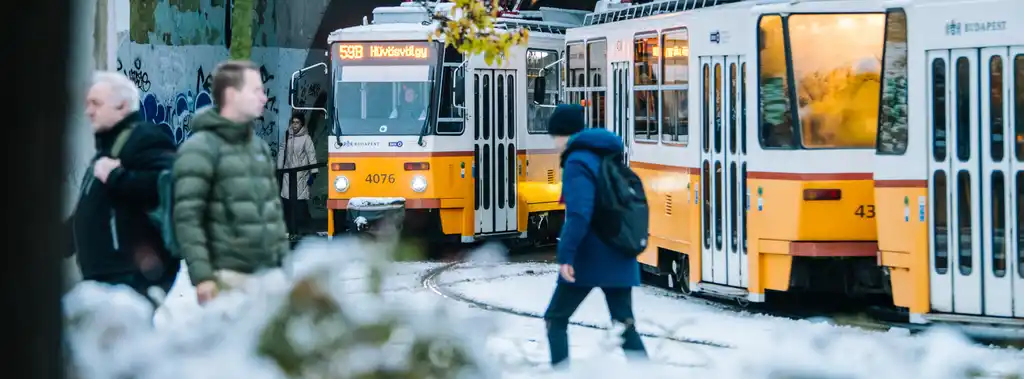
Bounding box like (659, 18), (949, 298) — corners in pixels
(542, 283), (648, 366)
(281, 197), (310, 234)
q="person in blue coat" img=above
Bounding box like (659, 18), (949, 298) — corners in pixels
(542, 104), (647, 368)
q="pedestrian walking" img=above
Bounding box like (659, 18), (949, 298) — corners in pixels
(542, 104), (649, 368)
(278, 112), (318, 236)
(65, 71), (180, 306)
(172, 60), (289, 305)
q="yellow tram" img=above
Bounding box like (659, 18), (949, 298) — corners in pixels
(873, 0), (1024, 337)
(564, 0), (889, 303)
(290, 3), (588, 246)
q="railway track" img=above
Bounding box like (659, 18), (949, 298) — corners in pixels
(407, 240), (1018, 348)
(420, 261), (736, 350)
(419, 254), (935, 342)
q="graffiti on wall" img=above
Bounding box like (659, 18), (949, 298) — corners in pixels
(255, 65), (278, 155)
(115, 49), (289, 157)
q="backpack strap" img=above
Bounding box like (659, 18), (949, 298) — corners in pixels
(110, 125), (136, 158)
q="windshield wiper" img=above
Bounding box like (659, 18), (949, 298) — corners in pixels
(415, 93), (433, 147)
(333, 100), (343, 147)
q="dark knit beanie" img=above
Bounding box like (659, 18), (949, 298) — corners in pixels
(547, 104), (586, 136)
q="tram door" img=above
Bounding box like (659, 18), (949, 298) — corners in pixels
(611, 62), (631, 164)
(927, 47), (1022, 317)
(699, 55), (748, 287)
(473, 69), (519, 235)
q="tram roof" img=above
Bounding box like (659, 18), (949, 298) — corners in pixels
(328, 2), (585, 44)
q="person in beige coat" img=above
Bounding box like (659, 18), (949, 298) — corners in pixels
(278, 112), (318, 235)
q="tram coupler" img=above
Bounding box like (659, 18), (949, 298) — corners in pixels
(346, 197), (406, 241)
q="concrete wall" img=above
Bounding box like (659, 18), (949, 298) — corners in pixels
(117, 0), (330, 156)
(116, 44), (327, 157)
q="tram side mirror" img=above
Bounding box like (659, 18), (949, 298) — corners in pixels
(533, 76), (546, 104)
(453, 67), (466, 106)
(290, 62), (329, 115)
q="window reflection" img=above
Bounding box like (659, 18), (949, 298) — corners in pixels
(788, 13), (885, 148)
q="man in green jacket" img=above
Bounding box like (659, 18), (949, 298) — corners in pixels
(172, 60), (289, 304)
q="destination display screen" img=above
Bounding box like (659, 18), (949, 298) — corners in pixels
(333, 42), (436, 64)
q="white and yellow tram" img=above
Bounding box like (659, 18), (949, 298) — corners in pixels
(873, 0), (1024, 336)
(290, 2), (587, 245)
(562, 0), (890, 303)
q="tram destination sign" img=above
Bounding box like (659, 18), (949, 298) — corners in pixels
(334, 41), (436, 64)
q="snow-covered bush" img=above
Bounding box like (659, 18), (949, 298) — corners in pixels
(64, 236), (500, 379)
(63, 236), (1024, 379)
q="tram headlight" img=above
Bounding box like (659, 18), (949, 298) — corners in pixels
(334, 175), (350, 192)
(411, 175), (428, 193)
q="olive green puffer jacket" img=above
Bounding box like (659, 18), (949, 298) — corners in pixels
(172, 106), (289, 285)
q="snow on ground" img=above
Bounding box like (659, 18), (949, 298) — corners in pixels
(438, 261), (1024, 377)
(68, 240), (1024, 379)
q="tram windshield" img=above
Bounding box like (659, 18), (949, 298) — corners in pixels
(331, 41), (439, 136)
(759, 13), (885, 149)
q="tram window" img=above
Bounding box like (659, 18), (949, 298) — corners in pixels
(588, 40), (608, 129)
(661, 29), (689, 145)
(741, 63), (747, 154)
(662, 30), (688, 85)
(661, 90), (688, 145)
(742, 162), (747, 254)
(990, 56), (1005, 161)
(729, 63), (738, 154)
(702, 161), (711, 249)
(567, 43), (586, 113)
(991, 171), (1006, 278)
(483, 75), (491, 141)
(634, 35), (659, 86)
(730, 161), (738, 252)
(714, 161), (723, 250)
(497, 74), (506, 140)
(1017, 172), (1023, 279)
(634, 34), (659, 141)
(933, 171), (949, 275)
(1015, 55), (1023, 162)
(437, 65), (464, 134)
(474, 74), (481, 140)
(714, 63), (722, 154)
(507, 75), (515, 139)
(527, 49), (560, 134)
(956, 170), (972, 276)
(757, 15), (796, 149)
(932, 58), (948, 162)
(876, 9), (909, 155)
(955, 57), (971, 162)
(789, 13), (884, 149)
(703, 63), (711, 152)
(634, 90), (658, 141)
(567, 43), (585, 87)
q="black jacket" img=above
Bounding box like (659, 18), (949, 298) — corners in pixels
(66, 112), (178, 279)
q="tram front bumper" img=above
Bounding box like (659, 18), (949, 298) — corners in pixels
(346, 197), (407, 237)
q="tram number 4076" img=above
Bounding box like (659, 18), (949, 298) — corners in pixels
(854, 205), (875, 219)
(365, 173), (396, 184)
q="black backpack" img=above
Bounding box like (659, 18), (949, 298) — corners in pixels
(110, 124), (180, 259)
(590, 153), (650, 257)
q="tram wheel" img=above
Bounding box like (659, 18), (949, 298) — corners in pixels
(671, 254), (691, 295)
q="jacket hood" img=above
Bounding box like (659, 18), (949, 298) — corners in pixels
(566, 128), (624, 155)
(560, 128), (624, 166)
(191, 106), (253, 143)
(287, 125), (308, 138)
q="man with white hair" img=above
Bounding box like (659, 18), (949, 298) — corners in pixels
(64, 71), (180, 304)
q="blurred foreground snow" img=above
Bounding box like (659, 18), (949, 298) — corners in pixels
(64, 238), (1024, 379)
